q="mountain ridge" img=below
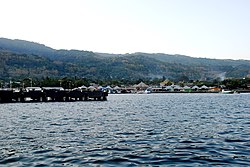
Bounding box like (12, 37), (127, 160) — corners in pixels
(0, 37), (249, 81)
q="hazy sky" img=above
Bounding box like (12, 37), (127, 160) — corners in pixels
(1, 0), (250, 60)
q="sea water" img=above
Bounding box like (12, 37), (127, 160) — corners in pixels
(0, 93), (249, 166)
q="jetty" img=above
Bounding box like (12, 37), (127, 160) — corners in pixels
(0, 87), (108, 103)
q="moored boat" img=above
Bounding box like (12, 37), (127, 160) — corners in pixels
(221, 89), (238, 94)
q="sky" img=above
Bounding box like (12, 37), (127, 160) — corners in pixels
(0, 0), (250, 60)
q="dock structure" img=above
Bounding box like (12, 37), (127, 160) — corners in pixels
(0, 88), (108, 103)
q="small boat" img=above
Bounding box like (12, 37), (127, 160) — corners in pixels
(221, 89), (236, 94)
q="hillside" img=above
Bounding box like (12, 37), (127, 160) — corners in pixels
(0, 38), (249, 81)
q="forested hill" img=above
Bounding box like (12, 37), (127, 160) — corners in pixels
(0, 37), (249, 81)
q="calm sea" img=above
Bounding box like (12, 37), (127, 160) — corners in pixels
(0, 93), (249, 166)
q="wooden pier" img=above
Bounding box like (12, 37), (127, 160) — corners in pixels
(0, 88), (108, 103)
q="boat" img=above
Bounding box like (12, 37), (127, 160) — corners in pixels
(144, 89), (151, 94)
(221, 89), (237, 94)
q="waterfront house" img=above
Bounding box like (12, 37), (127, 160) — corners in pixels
(88, 86), (96, 91)
(152, 87), (163, 93)
(200, 85), (209, 90)
(136, 82), (149, 90)
(192, 85), (199, 91)
(183, 86), (192, 92)
(160, 79), (172, 87)
(165, 86), (173, 92)
(78, 85), (87, 90)
(173, 85), (183, 91)
(113, 86), (121, 93)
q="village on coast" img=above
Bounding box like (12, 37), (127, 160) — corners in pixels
(90, 79), (250, 94)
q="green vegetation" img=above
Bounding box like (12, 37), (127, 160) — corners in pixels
(0, 37), (250, 86)
(1, 76), (249, 91)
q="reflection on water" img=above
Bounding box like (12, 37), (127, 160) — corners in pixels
(0, 93), (249, 166)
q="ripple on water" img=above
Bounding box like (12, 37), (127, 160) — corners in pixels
(0, 93), (249, 166)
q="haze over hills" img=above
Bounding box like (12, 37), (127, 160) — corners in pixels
(0, 37), (249, 81)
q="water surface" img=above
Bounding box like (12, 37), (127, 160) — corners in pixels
(0, 93), (249, 166)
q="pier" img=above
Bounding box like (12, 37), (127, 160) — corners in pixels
(0, 87), (108, 103)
